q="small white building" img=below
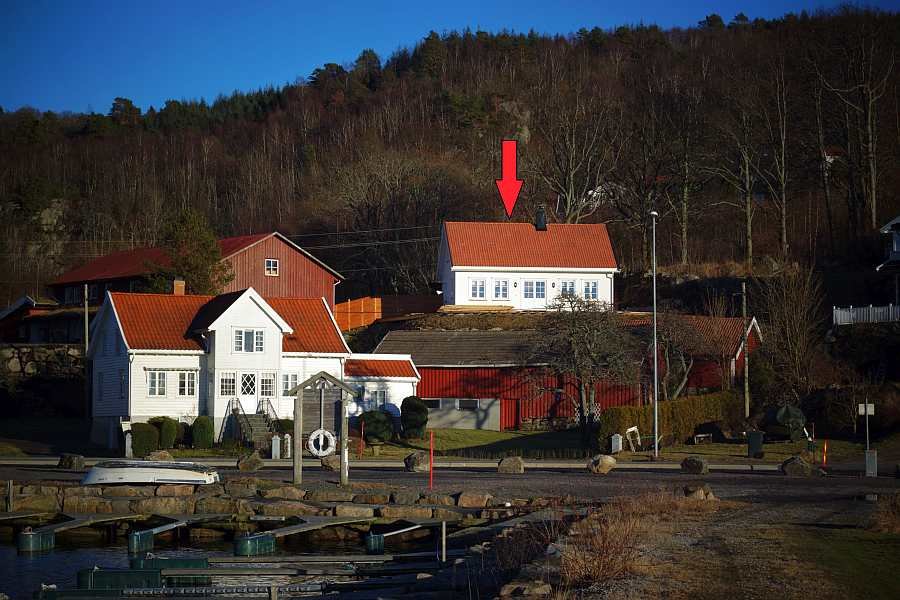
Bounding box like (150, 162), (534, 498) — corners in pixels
(87, 287), (417, 447)
(343, 354), (420, 418)
(437, 217), (618, 310)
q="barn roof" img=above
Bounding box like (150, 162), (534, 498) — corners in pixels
(442, 221), (617, 269)
(374, 330), (544, 367)
(622, 313), (760, 358)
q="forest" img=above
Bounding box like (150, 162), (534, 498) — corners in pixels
(0, 7), (898, 305)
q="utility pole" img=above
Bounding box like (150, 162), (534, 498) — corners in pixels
(742, 280), (750, 419)
(650, 210), (659, 459)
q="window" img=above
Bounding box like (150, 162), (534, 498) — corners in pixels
(179, 372), (196, 396)
(494, 279), (509, 300)
(119, 370), (126, 399)
(241, 373), (257, 396)
(265, 258), (279, 276)
(148, 371), (166, 396)
(457, 399), (479, 411)
(423, 399), (441, 409)
(470, 279), (486, 299)
(523, 281), (534, 299)
(535, 281), (546, 299)
(233, 329), (264, 353)
(282, 373), (299, 396)
(371, 389), (387, 407)
(560, 281), (576, 296)
(583, 281), (599, 300)
(220, 372), (236, 396)
(260, 373), (275, 397)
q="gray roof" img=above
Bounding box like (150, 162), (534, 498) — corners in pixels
(374, 330), (544, 366)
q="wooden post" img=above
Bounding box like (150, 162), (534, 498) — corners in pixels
(293, 390), (303, 485)
(429, 430), (434, 490)
(340, 395), (349, 487)
(742, 281), (750, 419)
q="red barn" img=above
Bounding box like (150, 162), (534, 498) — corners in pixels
(374, 330), (640, 430)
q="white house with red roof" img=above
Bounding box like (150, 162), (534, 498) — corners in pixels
(87, 287), (417, 448)
(438, 213), (618, 310)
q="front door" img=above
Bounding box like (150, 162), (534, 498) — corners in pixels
(239, 372), (258, 414)
(521, 279), (547, 310)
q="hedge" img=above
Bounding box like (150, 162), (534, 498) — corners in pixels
(149, 416), (179, 449)
(274, 419), (293, 434)
(360, 410), (393, 444)
(131, 423), (159, 458)
(596, 392), (743, 451)
(400, 396), (428, 439)
(192, 416), (215, 449)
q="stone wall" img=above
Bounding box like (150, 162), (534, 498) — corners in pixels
(0, 344), (85, 416)
(0, 344), (83, 378)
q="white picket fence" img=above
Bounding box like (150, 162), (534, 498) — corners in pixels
(833, 304), (900, 326)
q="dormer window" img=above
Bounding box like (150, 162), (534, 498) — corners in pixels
(234, 328), (264, 353)
(265, 258), (279, 276)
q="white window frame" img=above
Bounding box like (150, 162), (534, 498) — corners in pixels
(260, 372), (276, 398)
(178, 371), (196, 397)
(523, 281), (534, 299)
(220, 372), (236, 396)
(560, 280), (576, 297)
(240, 373), (257, 396)
(371, 389), (387, 407)
(535, 280), (546, 299)
(494, 279), (509, 300)
(265, 258), (279, 276)
(470, 279), (486, 300)
(148, 371), (166, 397)
(583, 280), (599, 300)
(233, 329), (264, 353)
(281, 373), (299, 396)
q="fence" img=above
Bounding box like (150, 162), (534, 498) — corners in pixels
(833, 304), (900, 326)
(333, 295), (442, 331)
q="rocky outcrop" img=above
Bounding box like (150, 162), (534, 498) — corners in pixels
(587, 454), (616, 475)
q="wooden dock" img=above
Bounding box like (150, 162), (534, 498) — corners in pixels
(234, 515), (375, 556)
(128, 513), (231, 553)
(18, 513), (143, 552)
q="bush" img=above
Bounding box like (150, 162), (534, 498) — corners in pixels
(131, 422), (159, 458)
(360, 410), (393, 444)
(596, 392), (743, 451)
(175, 421), (190, 446)
(274, 419), (293, 434)
(192, 416), (215, 449)
(400, 396), (429, 439)
(149, 416), (179, 449)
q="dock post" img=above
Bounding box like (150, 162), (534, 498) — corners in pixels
(18, 528), (54, 553)
(441, 520), (446, 563)
(128, 529), (155, 554)
(269, 585), (279, 599)
(5, 479), (11, 512)
(340, 397), (349, 487)
(234, 532), (276, 556)
(293, 391), (302, 485)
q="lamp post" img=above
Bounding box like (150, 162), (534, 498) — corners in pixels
(650, 210), (659, 459)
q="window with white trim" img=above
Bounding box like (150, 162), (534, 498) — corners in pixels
(260, 373), (276, 397)
(523, 281), (534, 298)
(282, 373), (299, 396)
(265, 258), (279, 276)
(457, 399), (479, 411)
(583, 281), (599, 300)
(535, 281), (546, 299)
(494, 279), (509, 300)
(560, 281), (576, 296)
(178, 372), (196, 396)
(241, 373), (257, 396)
(220, 372), (236, 396)
(148, 371), (166, 396)
(470, 279), (486, 299)
(371, 389), (387, 407)
(233, 329), (264, 353)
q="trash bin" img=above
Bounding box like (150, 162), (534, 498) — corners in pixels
(747, 430), (764, 459)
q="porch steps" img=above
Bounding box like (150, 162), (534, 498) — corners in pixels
(239, 413), (274, 444)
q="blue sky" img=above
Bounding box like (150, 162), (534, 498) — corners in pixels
(0, 0), (892, 114)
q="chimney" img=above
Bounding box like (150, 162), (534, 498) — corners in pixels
(172, 278), (185, 296)
(535, 205), (548, 231)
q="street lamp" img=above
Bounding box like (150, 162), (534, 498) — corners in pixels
(650, 210), (659, 459)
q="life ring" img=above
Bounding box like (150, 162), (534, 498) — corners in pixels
(307, 429), (336, 457)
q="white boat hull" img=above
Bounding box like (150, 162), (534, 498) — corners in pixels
(81, 461), (220, 486)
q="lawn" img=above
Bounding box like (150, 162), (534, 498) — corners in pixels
(0, 442), (25, 456)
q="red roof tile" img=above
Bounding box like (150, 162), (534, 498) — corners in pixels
(344, 358), (418, 379)
(443, 222), (617, 269)
(53, 234), (271, 285)
(622, 313), (757, 358)
(109, 292), (348, 353)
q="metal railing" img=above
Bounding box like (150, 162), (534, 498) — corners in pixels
(257, 397), (282, 434)
(833, 304), (900, 326)
(227, 397), (254, 443)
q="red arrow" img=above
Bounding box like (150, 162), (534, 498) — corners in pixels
(495, 139), (523, 218)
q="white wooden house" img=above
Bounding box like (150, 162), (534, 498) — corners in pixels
(437, 216), (618, 311)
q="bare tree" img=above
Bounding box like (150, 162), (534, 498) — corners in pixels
(656, 314), (702, 401)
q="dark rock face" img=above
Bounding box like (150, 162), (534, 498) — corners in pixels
(680, 456), (709, 475)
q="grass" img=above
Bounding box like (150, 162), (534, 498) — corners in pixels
(359, 428), (586, 460)
(0, 442), (25, 456)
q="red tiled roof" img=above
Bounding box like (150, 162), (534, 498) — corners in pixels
(53, 234), (271, 285)
(344, 358), (418, 379)
(109, 292), (348, 353)
(623, 313), (756, 358)
(443, 222), (617, 269)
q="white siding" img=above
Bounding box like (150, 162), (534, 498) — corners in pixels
(274, 356), (345, 419)
(343, 377), (418, 418)
(91, 308), (129, 417)
(449, 268), (615, 310)
(437, 235), (455, 304)
(129, 353), (205, 421)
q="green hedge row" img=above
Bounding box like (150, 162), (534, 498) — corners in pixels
(131, 423), (159, 458)
(596, 392), (743, 450)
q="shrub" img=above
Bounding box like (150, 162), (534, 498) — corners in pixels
(175, 421), (190, 447)
(360, 410), (393, 444)
(596, 392), (742, 451)
(192, 416), (215, 449)
(274, 419), (294, 434)
(149, 416), (179, 449)
(131, 422), (159, 458)
(400, 396), (429, 439)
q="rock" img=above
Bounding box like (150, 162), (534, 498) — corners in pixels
(497, 456), (525, 474)
(320, 455), (342, 471)
(63, 486), (101, 497)
(20, 485), (59, 496)
(57, 453), (85, 470)
(195, 483), (226, 497)
(334, 504), (375, 518)
(499, 581), (553, 598)
(390, 490), (421, 505)
(156, 484), (195, 497)
(457, 492), (493, 508)
(104, 485), (155, 498)
(681, 456), (709, 475)
(189, 527), (226, 542)
(224, 481), (257, 498)
(419, 493), (455, 506)
(306, 488), (355, 503)
(63, 496), (114, 513)
(145, 450), (174, 461)
(433, 507), (462, 521)
(13, 494), (61, 512)
(353, 493), (391, 505)
(683, 484), (716, 501)
(404, 451), (430, 473)
(259, 486), (306, 500)
(780, 455), (813, 477)
(236, 451), (264, 472)
(257, 501), (325, 517)
(130, 496), (195, 515)
(587, 454), (617, 475)
(378, 505), (433, 520)
(196, 496), (254, 515)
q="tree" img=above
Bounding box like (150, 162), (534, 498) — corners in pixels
(656, 314), (703, 402)
(109, 97), (141, 127)
(147, 208), (233, 295)
(531, 296), (640, 449)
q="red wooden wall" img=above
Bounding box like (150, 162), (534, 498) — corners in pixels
(334, 295), (442, 331)
(685, 328), (761, 390)
(417, 366), (640, 430)
(223, 236), (339, 307)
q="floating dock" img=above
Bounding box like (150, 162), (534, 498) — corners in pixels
(17, 513), (143, 553)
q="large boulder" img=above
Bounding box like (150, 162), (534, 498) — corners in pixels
(390, 490), (421, 505)
(683, 484), (716, 501)
(497, 456), (525, 474)
(780, 455), (813, 477)
(404, 451), (430, 473)
(224, 480), (257, 498)
(354, 492), (391, 504)
(236, 451), (264, 472)
(335, 504), (376, 518)
(457, 492), (493, 508)
(419, 493), (455, 506)
(259, 486), (306, 500)
(103, 485), (155, 498)
(58, 453), (85, 470)
(587, 454), (617, 475)
(145, 450), (174, 462)
(196, 496), (254, 515)
(13, 494), (61, 512)
(681, 456), (709, 475)
(320, 455), (341, 472)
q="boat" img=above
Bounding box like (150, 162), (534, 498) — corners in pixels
(81, 460), (220, 485)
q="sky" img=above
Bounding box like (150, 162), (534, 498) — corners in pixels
(0, 0), (894, 114)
